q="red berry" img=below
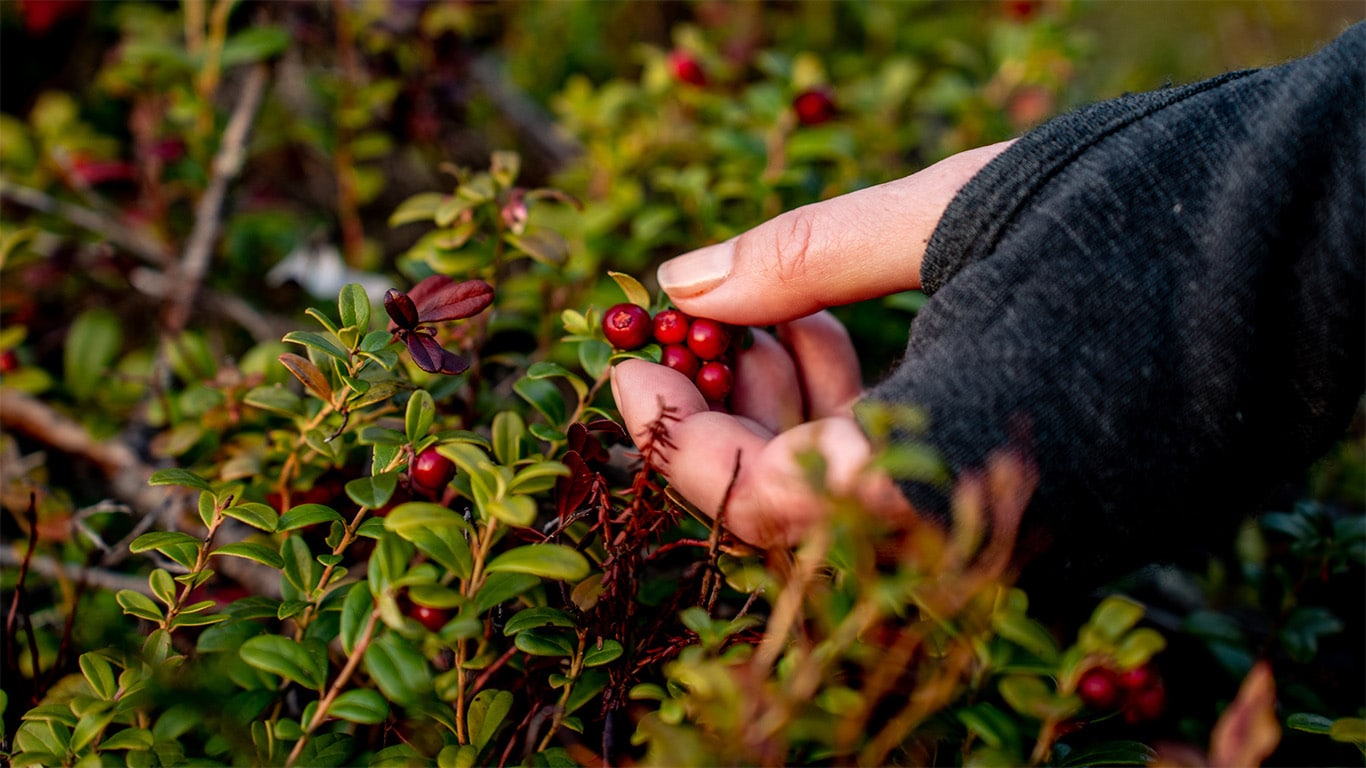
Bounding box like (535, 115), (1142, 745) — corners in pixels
(667, 50), (707, 87)
(602, 303), (652, 350)
(695, 361), (734, 401)
(411, 447), (456, 496)
(793, 88), (837, 126)
(0, 350), (17, 374)
(653, 309), (690, 345)
(407, 602), (451, 633)
(661, 344), (700, 379)
(1118, 664), (1158, 692)
(1077, 667), (1121, 711)
(1124, 681), (1166, 723)
(686, 318), (730, 360)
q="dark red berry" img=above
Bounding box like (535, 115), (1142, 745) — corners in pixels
(407, 602), (451, 633)
(410, 447), (456, 496)
(1001, 0), (1041, 22)
(667, 50), (707, 87)
(0, 350), (17, 374)
(1118, 664), (1158, 692)
(686, 318), (730, 360)
(1077, 667), (1121, 711)
(695, 361), (734, 401)
(661, 344), (700, 379)
(653, 309), (690, 345)
(602, 303), (652, 350)
(793, 88), (837, 126)
(1124, 681), (1166, 723)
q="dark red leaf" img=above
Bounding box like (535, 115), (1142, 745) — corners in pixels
(408, 276), (495, 324)
(384, 289), (420, 330)
(404, 332), (470, 375)
(555, 450), (595, 519)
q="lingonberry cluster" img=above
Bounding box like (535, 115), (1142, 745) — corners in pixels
(1076, 662), (1166, 724)
(602, 303), (736, 401)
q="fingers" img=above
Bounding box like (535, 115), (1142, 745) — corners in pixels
(611, 359), (913, 548)
(732, 329), (803, 433)
(657, 140), (1014, 325)
(777, 312), (862, 420)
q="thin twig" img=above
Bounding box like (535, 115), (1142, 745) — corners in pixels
(0, 181), (173, 265)
(0, 547), (154, 596)
(165, 62), (270, 333)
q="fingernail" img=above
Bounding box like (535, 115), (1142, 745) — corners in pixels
(657, 240), (733, 298)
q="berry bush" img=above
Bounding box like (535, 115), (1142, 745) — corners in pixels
(1, 2), (1362, 766)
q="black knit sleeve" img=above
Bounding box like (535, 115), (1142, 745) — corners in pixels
(866, 23), (1365, 583)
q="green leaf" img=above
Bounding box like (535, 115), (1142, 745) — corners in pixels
(340, 583), (374, 657)
(385, 502), (470, 536)
(148, 568), (176, 607)
(283, 330), (349, 362)
(405, 527), (473, 581)
(583, 639), (624, 667)
(1085, 596), (1145, 646)
(956, 703), (1021, 752)
(129, 531), (201, 554)
(281, 535), (322, 595)
(492, 410), (526, 466)
(484, 495), (537, 528)
(608, 271), (651, 309)
(278, 504), (343, 531)
(223, 502), (279, 533)
(999, 675), (1080, 721)
(502, 606), (575, 636)
(1056, 740), (1157, 767)
(389, 192), (446, 226)
(405, 390), (435, 444)
(147, 468), (212, 492)
(79, 653), (117, 700)
(1286, 713), (1335, 735)
(993, 612), (1060, 663)
(577, 339), (612, 380)
(475, 572), (540, 614)
(98, 727), (154, 751)
(64, 307), (122, 401)
(514, 377), (567, 427)
(363, 633), (432, 707)
(169, 611), (229, 629)
(70, 701), (115, 752)
(114, 584), (161, 623)
(221, 25), (289, 66)
(468, 689), (513, 752)
(241, 635), (327, 690)
(515, 628), (575, 657)
(1114, 627), (1167, 669)
(244, 385), (302, 417)
(526, 361), (588, 400)
(212, 542), (285, 570)
(509, 461), (571, 495)
(367, 533), (414, 597)
(346, 472), (399, 510)
(338, 283), (371, 336)
(330, 689), (389, 725)
(486, 544), (589, 582)
(1330, 717), (1366, 744)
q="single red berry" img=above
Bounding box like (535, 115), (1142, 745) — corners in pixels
(686, 318), (730, 360)
(1118, 664), (1159, 692)
(1001, 0), (1042, 23)
(661, 344), (700, 379)
(410, 447), (456, 496)
(602, 303), (653, 350)
(793, 87), (837, 126)
(667, 50), (707, 87)
(653, 309), (690, 345)
(1077, 667), (1121, 711)
(695, 361), (734, 401)
(1124, 681), (1166, 723)
(0, 350), (17, 374)
(407, 602), (451, 633)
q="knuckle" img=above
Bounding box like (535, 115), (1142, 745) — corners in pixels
(748, 206), (819, 287)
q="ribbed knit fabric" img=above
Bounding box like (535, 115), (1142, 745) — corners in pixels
(867, 23), (1364, 585)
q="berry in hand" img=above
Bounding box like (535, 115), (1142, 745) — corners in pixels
(411, 446), (456, 496)
(653, 309), (690, 345)
(793, 87), (837, 126)
(695, 361), (734, 401)
(686, 317), (730, 360)
(1077, 667), (1121, 710)
(661, 344), (700, 379)
(602, 303), (653, 350)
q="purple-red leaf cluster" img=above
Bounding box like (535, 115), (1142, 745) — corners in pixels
(384, 275), (494, 375)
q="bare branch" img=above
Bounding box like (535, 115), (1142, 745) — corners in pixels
(0, 180), (172, 266)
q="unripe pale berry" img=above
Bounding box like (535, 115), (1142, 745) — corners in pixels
(695, 361), (734, 401)
(686, 318), (730, 360)
(602, 303), (652, 350)
(411, 447), (456, 495)
(653, 309), (690, 345)
(661, 344), (700, 379)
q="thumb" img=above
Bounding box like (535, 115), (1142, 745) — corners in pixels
(657, 141), (1012, 325)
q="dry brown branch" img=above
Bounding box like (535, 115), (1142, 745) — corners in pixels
(164, 62), (271, 333)
(0, 181), (173, 266)
(0, 547), (155, 596)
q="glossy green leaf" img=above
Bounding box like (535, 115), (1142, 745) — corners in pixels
(69, 701), (115, 751)
(389, 192), (445, 226)
(486, 544), (590, 582)
(514, 377), (567, 427)
(608, 271), (651, 309)
(1330, 717), (1366, 744)
(1286, 713), (1334, 735)
(1084, 596), (1145, 646)
(346, 472), (399, 510)
(148, 568), (176, 607)
(468, 689), (513, 752)
(147, 468), (213, 492)
(278, 504), (343, 531)
(98, 727), (154, 751)
(329, 689), (388, 725)
(240, 635), (327, 690)
(583, 639), (624, 667)
(129, 531), (201, 555)
(492, 410), (526, 466)
(79, 653), (117, 700)
(508, 461), (571, 495)
(577, 339), (612, 380)
(281, 535), (322, 595)
(405, 389), (436, 444)
(385, 502), (470, 536)
(502, 606), (575, 636)
(64, 307), (122, 401)
(244, 385), (302, 417)
(484, 495), (537, 527)
(338, 283), (371, 335)
(363, 633), (431, 707)
(340, 583), (374, 657)
(474, 572), (540, 614)
(515, 628), (575, 657)
(283, 331), (348, 362)
(212, 542), (285, 570)
(223, 502), (278, 533)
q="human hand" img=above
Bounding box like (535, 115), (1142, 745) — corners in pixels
(611, 141), (1013, 547)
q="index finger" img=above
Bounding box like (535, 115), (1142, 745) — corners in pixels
(656, 141), (1013, 325)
